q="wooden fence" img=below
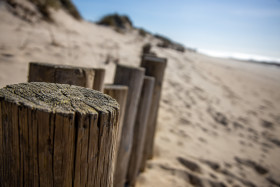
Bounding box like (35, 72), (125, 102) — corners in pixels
(0, 54), (167, 187)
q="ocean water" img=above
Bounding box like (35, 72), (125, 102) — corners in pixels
(198, 49), (280, 64)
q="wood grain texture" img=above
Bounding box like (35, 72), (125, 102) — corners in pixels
(140, 55), (167, 165)
(104, 84), (128, 149)
(126, 76), (154, 186)
(28, 62), (95, 88)
(113, 65), (145, 187)
(92, 68), (106, 91)
(0, 82), (119, 187)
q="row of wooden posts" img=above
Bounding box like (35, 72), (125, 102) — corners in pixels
(0, 54), (167, 187)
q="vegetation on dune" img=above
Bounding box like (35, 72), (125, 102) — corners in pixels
(58, 0), (81, 19)
(154, 34), (185, 52)
(97, 13), (188, 52)
(28, 0), (82, 21)
(4, 0), (81, 21)
(154, 34), (173, 46)
(138, 28), (150, 37)
(97, 13), (133, 32)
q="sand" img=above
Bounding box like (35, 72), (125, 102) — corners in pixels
(0, 1), (280, 186)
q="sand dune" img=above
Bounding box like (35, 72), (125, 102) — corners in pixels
(0, 1), (280, 186)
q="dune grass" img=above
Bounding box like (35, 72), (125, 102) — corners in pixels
(27, 0), (81, 21)
(97, 14), (133, 31)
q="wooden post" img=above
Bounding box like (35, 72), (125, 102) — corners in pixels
(28, 62), (95, 88)
(0, 82), (119, 187)
(126, 76), (155, 186)
(104, 84), (128, 149)
(140, 55), (167, 166)
(113, 65), (145, 187)
(92, 68), (106, 91)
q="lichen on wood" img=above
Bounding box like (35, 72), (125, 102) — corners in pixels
(0, 82), (119, 187)
(0, 82), (119, 115)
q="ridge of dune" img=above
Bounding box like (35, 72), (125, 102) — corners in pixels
(0, 1), (280, 186)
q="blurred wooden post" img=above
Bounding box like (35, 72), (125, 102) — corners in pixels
(140, 55), (167, 166)
(127, 76), (155, 186)
(0, 82), (119, 187)
(28, 62), (95, 88)
(92, 68), (105, 91)
(113, 65), (145, 187)
(104, 84), (128, 148)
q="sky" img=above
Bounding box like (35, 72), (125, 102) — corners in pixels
(72, 0), (280, 60)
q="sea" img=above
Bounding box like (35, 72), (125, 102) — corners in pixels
(198, 49), (280, 65)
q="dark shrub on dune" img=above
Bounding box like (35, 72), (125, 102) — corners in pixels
(154, 34), (173, 46)
(59, 0), (82, 19)
(5, 0), (82, 21)
(30, 0), (81, 21)
(138, 28), (150, 37)
(155, 34), (185, 52)
(97, 13), (133, 31)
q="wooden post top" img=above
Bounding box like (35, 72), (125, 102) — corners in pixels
(116, 64), (145, 72)
(0, 82), (119, 115)
(29, 62), (94, 70)
(93, 68), (106, 71)
(141, 54), (167, 64)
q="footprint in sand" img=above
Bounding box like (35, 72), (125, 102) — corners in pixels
(159, 164), (226, 187)
(177, 157), (201, 173)
(177, 141), (184, 146)
(262, 131), (280, 148)
(179, 117), (191, 125)
(198, 137), (207, 143)
(1, 53), (14, 58)
(220, 168), (257, 187)
(261, 119), (274, 130)
(233, 121), (245, 130)
(200, 159), (221, 171)
(266, 176), (280, 187)
(234, 157), (269, 175)
(207, 107), (228, 127)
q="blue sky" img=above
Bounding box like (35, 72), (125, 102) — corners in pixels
(72, 0), (280, 59)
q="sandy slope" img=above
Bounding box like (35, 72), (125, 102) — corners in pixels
(0, 2), (280, 187)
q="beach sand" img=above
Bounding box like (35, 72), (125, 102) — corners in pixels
(0, 2), (280, 186)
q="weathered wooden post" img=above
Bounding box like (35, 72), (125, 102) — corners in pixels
(113, 65), (145, 187)
(28, 62), (95, 88)
(92, 68), (106, 91)
(126, 76), (155, 186)
(140, 55), (167, 169)
(0, 82), (119, 187)
(104, 84), (128, 148)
